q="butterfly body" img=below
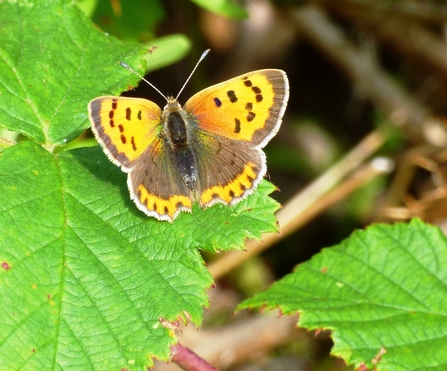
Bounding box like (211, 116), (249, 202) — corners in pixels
(88, 69), (289, 222)
(161, 98), (198, 190)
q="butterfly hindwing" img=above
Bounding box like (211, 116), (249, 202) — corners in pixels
(192, 132), (265, 208)
(129, 137), (193, 221)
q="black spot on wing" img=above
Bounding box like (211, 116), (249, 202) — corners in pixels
(243, 78), (253, 87)
(251, 86), (263, 102)
(227, 90), (238, 103)
(109, 99), (118, 127)
(234, 118), (241, 134)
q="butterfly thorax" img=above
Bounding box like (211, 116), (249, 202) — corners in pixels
(161, 97), (198, 190)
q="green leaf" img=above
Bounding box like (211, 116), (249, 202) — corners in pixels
(0, 0), (146, 147)
(190, 0), (248, 19)
(75, 0), (98, 18)
(0, 141), (207, 369)
(239, 219), (447, 371)
(91, 0), (165, 43)
(0, 140), (279, 369)
(142, 34), (192, 73)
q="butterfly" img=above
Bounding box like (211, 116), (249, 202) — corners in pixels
(88, 51), (289, 222)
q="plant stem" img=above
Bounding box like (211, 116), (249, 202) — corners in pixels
(171, 343), (219, 371)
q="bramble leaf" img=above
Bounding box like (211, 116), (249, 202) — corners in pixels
(240, 219), (447, 371)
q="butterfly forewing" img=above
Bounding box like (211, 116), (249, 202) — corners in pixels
(89, 97), (162, 170)
(183, 69), (289, 147)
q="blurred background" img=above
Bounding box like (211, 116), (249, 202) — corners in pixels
(82, 0), (447, 369)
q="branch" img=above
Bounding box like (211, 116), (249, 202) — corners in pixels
(171, 343), (219, 371)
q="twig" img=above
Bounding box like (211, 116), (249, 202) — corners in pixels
(171, 343), (219, 371)
(161, 312), (300, 370)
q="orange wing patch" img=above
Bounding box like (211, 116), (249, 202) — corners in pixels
(89, 96), (162, 169)
(184, 70), (287, 145)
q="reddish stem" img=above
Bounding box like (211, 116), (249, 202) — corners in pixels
(171, 343), (219, 371)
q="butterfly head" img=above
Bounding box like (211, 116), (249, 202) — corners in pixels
(163, 96), (182, 111)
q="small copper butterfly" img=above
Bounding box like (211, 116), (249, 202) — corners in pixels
(88, 50), (289, 222)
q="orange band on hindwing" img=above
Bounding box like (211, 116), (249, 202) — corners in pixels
(137, 184), (192, 220)
(200, 162), (258, 205)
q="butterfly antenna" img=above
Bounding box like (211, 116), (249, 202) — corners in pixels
(175, 49), (210, 100)
(119, 62), (168, 102)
